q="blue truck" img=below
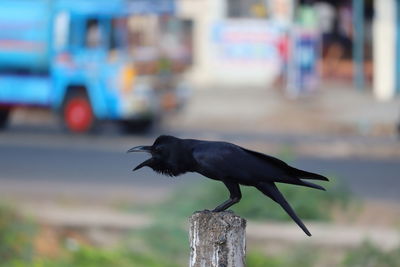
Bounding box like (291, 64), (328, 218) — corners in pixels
(0, 0), (179, 133)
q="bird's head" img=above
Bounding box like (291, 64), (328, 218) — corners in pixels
(127, 135), (192, 176)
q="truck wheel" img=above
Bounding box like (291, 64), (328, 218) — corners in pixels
(62, 93), (96, 133)
(0, 108), (10, 129)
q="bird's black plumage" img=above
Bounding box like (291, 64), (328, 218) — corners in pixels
(128, 135), (329, 236)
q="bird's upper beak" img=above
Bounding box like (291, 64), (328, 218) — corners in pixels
(127, 145), (152, 153)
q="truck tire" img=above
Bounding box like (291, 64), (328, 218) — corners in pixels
(0, 108), (10, 130)
(0, 108), (11, 130)
(62, 92), (96, 133)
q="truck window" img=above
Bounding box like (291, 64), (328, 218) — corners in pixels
(110, 18), (128, 51)
(54, 12), (70, 52)
(86, 19), (102, 48)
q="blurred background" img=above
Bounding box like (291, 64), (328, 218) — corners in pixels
(1, 0), (400, 266)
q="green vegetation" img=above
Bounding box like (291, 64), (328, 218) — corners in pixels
(1, 247), (177, 267)
(0, 204), (36, 264)
(342, 241), (400, 267)
(29, 247), (178, 267)
(1, 201), (400, 267)
(126, 221), (188, 266)
(247, 246), (317, 267)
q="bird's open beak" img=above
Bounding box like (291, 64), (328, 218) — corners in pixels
(127, 145), (153, 171)
(127, 145), (152, 153)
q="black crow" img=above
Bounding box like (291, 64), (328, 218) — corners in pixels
(128, 135), (328, 236)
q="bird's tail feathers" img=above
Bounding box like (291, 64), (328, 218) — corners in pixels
(290, 167), (329, 181)
(256, 182), (312, 236)
(297, 180), (326, 191)
(280, 177), (326, 191)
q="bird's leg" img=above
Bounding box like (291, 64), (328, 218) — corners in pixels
(212, 199), (238, 212)
(212, 182), (241, 212)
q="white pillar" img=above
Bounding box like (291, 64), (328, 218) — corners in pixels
(373, 0), (397, 101)
(177, 0), (225, 87)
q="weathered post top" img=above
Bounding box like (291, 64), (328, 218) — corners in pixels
(189, 210), (247, 267)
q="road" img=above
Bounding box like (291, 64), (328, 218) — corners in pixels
(0, 127), (399, 205)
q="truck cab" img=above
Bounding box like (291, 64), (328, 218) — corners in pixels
(0, 0), (178, 133)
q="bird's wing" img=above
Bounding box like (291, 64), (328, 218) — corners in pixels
(192, 142), (255, 179)
(192, 142), (293, 185)
(241, 147), (329, 181)
(241, 147), (289, 169)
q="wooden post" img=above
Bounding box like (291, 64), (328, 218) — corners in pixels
(189, 210), (246, 267)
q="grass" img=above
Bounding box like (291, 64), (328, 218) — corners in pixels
(342, 241), (400, 267)
(247, 246), (317, 267)
(0, 204), (36, 264)
(2, 200), (400, 267)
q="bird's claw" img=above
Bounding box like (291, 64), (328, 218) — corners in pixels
(196, 208), (223, 212)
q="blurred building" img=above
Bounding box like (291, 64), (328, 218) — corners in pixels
(175, 0), (400, 100)
(177, 0), (286, 88)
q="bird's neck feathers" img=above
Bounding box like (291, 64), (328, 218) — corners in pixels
(151, 155), (195, 177)
(150, 140), (197, 177)
(152, 165), (177, 177)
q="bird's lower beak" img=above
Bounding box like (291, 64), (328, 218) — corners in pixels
(133, 158), (152, 171)
(127, 145), (152, 153)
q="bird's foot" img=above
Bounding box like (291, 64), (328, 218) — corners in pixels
(211, 208), (224, 212)
(212, 208), (234, 213)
